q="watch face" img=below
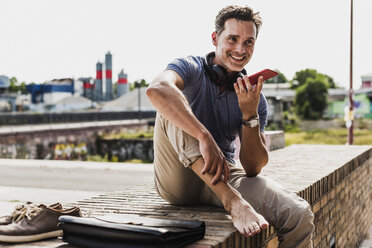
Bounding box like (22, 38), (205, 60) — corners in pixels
(241, 116), (259, 127)
(251, 119), (259, 127)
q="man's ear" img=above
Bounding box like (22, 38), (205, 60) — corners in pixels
(211, 32), (218, 46)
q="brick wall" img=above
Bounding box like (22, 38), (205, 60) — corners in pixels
(309, 156), (372, 247)
(0, 120), (150, 160)
(254, 145), (372, 248)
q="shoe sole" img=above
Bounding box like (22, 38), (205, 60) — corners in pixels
(0, 230), (62, 243)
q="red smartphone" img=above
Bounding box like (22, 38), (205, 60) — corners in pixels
(248, 69), (278, 85)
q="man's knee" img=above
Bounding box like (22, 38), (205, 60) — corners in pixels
(296, 201), (315, 235)
(278, 200), (314, 240)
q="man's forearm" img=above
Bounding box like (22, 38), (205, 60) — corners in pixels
(146, 80), (208, 142)
(239, 126), (268, 176)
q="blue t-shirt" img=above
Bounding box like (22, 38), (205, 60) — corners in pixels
(166, 55), (268, 164)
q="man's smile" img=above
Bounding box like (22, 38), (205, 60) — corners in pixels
(230, 54), (246, 61)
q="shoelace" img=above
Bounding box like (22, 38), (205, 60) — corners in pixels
(11, 204), (42, 223)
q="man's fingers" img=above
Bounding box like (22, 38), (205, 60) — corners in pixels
(223, 160), (230, 183)
(201, 159), (211, 174)
(243, 75), (253, 92)
(236, 77), (247, 93)
(211, 162), (223, 185)
(233, 81), (239, 94)
(255, 76), (264, 95)
(209, 161), (217, 174)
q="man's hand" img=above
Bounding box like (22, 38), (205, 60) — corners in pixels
(233, 75), (264, 119)
(233, 75), (268, 176)
(199, 132), (230, 185)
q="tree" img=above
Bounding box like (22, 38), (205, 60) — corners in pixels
(19, 82), (27, 94)
(130, 79), (148, 91)
(295, 76), (328, 120)
(265, 70), (287, 84)
(7, 77), (28, 94)
(291, 69), (337, 89)
(8, 77), (18, 92)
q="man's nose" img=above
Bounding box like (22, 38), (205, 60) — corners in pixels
(235, 43), (246, 54)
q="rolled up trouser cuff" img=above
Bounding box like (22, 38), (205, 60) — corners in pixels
(178, 149), (202, 168)
(158, 114), (202, 167)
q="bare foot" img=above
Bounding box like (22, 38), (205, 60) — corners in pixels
(230, 197), (269, 237)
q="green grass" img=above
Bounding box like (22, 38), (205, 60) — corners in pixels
(101, 131), (153, 140)
(285, 128), (372, 146)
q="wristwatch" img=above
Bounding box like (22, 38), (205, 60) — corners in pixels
(241, 116), (259, 128)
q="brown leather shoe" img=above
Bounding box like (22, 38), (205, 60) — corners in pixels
(0, 202), (62, 225)
(0, 204), (81, 243)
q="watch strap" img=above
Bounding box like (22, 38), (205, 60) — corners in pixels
(241, 116), (259, 128)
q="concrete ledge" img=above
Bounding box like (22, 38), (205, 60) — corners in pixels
(5, 144), (371, 248)
(264, 131), (285, 151)
(73, 145), (372, 247)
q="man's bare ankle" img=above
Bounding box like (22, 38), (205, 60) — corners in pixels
(222, 189), (243, 212)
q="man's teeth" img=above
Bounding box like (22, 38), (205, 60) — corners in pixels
(231, 55), (244, 60)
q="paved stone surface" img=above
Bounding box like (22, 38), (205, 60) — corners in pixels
(0, 159), (154, 192)
(0, 186), (106, 217)
(260, 144), (372, 192)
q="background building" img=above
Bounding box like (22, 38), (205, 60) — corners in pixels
(26, 78), (74, 104)
(361, 73), (372, 89)
(117, 69), (129, 97)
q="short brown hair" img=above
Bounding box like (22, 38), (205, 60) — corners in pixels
(215, 5), (262, 37)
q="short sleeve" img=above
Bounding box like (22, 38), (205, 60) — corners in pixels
(166, 57), (192, 84)
(165, 56), (204, 103)
(258, 93), (268, 133)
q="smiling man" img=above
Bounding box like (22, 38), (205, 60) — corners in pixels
(146, 5), (314, 248)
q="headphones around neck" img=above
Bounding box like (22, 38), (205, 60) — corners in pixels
(203, 52), (246, 91)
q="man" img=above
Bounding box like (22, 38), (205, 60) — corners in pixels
(146, 5), (314, 248)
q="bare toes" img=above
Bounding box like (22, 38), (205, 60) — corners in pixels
(236, 225), (246, 236)
(244, 226), (252, 237)
(259, 218), (269, 229)
(248, 225), (256, 236)
(253, 223), (261, 234)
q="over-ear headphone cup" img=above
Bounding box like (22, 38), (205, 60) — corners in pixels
(212, 64), (227, 86)
(203, 52), (246, 89)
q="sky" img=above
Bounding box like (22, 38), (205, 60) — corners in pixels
(1, 0), (371, 89)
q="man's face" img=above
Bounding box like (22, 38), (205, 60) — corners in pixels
(212, 19), (257, 73)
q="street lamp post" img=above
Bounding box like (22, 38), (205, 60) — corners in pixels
(135, 81), (142, 120)
(348, 0), (354, 145)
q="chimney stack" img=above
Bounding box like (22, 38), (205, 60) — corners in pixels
(105, 51), (113, 101)
(81, 77), (94, 100)
(94, 62), (103, 101)
(117, 69), (129, 97)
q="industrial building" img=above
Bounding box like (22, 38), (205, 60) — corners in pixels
(24, 51), (130, 111)
(26, 78), (75, 104)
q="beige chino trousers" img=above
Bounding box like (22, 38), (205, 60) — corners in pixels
(153, 114), (314, 248)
